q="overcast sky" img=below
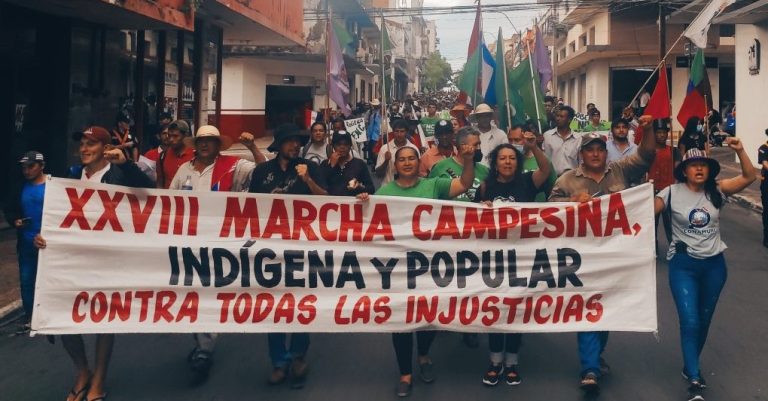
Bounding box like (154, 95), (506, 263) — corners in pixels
(422, 0), (546, 70)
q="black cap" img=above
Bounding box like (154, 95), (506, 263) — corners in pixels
(18, 151), (44, 165)
(332, 131), (353, 145)
(268, 123), (308, 153)
(652, 119), (670, 132)
(434, 119), (453, 136)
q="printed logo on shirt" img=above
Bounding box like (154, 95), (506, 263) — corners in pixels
(493, 195), (516, 203)
(688, 208), (711, 229)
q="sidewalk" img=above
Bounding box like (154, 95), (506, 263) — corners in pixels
(710, 146), (764, 213)
(0, 142), (763, 323)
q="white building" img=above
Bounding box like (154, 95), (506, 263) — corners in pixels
(542, 1), (734, 132)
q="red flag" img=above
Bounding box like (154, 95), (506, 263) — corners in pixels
(676, 50), (711, 127)
(643, 65), (670, 119)
(456, 4), (482, 105)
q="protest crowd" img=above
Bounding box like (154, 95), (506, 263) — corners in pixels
(6, 83), (763, 401)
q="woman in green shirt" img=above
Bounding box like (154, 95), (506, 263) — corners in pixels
(358, 139), (475, 397)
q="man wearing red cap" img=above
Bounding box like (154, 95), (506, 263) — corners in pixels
(34, 125), (153, 401)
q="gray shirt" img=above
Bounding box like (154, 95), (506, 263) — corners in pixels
(543, 128), (581, 176)
(657, 183), (727, 260)
(606, 140), (638, 163)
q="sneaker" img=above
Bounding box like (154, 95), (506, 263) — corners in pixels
(579, 372), (599, 394)
(681, 371), (707, 388)
(187, 350), (213, 386)
(289, 358), (308, 389)
(482, 364), (503, 386)
(687, 380), (706, 401)
(396, 380), (412, 397)
(463, 333), (479, 348)
(505, 366), (522, 386)
(418, 360), (435, 383)
(599, 357), (611, 376)
(268, 367), (287, 385)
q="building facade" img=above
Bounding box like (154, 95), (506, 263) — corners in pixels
(0, 0), (302, 208)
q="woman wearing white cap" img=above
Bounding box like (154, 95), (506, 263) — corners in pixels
(654, 137), (756, 401)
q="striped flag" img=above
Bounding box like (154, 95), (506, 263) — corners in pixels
(457, 3), (496, 105)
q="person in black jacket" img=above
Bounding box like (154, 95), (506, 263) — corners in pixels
(319, 132), (375, 196)
(35, 126), (152, 401)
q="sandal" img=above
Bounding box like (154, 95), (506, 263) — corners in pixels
(579, 372), (599, 393)
(66, 379), (90, 401)
(86, 394), (108, 401)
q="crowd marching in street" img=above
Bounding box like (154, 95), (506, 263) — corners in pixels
(6, 90), (765, 401)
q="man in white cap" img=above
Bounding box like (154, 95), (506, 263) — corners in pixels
(168, 124), (265, 385)
(169, 125), (265, 192)
(471, 103), (506, 166)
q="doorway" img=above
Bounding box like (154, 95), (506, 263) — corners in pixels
(265, 85), (313, 130)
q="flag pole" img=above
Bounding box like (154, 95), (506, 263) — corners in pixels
(524, 29), (543, 135)
(474, 0), (482, 107)
(325, 4), (332, 128)
(704, 93), (711, 154)
(499, 27), (512, 130)
(380, 10), (391, 155)
(627, 31), (687, 110)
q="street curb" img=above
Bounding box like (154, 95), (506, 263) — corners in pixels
(729, 194), (763, 214)
(0, 300), (21, 321)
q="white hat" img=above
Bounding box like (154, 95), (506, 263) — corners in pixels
(370, 98), (381, 107)
(195, 125), (221, 140)
(471, 103), (494, 115)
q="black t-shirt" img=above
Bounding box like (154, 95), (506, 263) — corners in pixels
(680, 133), (706, 152)
(759, 143), (768, 178)
(319, 157), (375, 196)
(249, 158), (324, 195)
(476, 172), (539, 203)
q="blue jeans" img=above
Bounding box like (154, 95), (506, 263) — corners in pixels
(17, 239), (38, 318)
(268, 333), (310, 369)
(669, 252), (727, 381)
(578, 331), (609, 377)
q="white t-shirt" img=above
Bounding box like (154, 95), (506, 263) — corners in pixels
(302, 143), (329, 165)
(80, 163), (111, 183)
(477, 126), (507, 166)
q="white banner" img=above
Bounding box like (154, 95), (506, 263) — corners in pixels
(344, 117), (367, 143)
(32, 178), (657, 335)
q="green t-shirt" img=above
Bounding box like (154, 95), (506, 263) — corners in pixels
(420, 116), (441, 138)
(580, 121), (611, 132)
(428, 157), (489, 202)
(522, 155), (557, 202)
(375, 177), (453, 199)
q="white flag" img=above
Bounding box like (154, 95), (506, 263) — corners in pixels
(683, 0), (735, 49)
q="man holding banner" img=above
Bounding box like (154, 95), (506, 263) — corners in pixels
(249, 123), (327, 389)
(35, 126), (154, 401)
(549, 115), (656, 394)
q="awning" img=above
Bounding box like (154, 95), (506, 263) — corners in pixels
(3, 0), (193, 30)
(205, 0), (304, 46)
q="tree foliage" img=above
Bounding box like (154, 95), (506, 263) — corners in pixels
(423, 51), (452, 91)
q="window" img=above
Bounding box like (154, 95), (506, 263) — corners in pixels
(589, 26), (596, 45)
(579, 34), (587, 48)
(569, 41), (576, 54)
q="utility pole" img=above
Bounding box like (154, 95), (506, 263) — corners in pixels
(659, 1), (667, 62)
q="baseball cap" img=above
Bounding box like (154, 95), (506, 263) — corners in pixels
(168, 119), (190, 134)
(72, 126), (111, 145)
(580, 132), (607, 149)
(332, 131), (353, 145)
(434, 119), (453, 136)
(18, 151), (44, 165)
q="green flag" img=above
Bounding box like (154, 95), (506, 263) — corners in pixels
(508, 55), (546, 129)
(494, 28), (512, 132)
(382, 22), (394, 101)
(333, 21), (355, 55)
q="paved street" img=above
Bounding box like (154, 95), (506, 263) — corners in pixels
(0, 203), (766, 401)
